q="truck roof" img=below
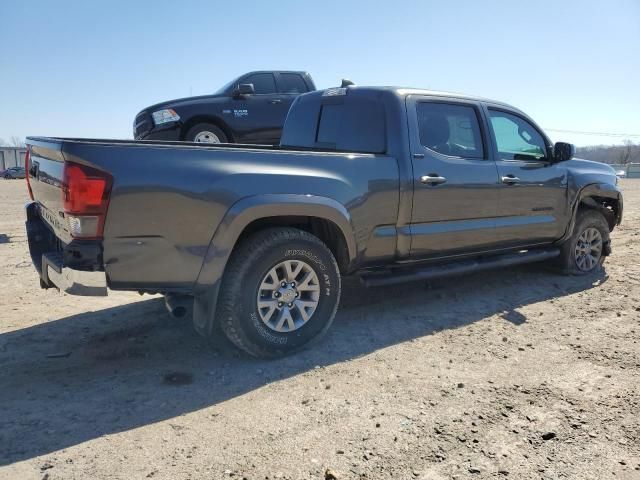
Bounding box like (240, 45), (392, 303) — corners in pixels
(242, 70), (311, 75)
(330, 85), (519, 112)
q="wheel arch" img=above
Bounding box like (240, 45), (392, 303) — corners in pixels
(192, 194), (356, 335)
(235, 215), (352, 273)
(576, 183), (623, 230)
(558, 182), (623, 245)
(181, 115), (235, 142)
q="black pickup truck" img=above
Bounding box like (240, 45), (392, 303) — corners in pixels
(25, 86), (623, 357)
(133, 70), (316, 144)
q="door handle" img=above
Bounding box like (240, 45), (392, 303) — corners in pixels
(501, 175), (521, 184)
(269, 99), (282, 104)
(420, 175), (447, 185)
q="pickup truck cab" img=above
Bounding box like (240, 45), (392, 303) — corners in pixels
(133, 70), (316, 145)
(26, 86), (622, 357)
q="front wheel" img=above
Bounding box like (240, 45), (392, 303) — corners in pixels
(185, 123), (228, 144)
(215, 228), (341, 358)
(557, 209), (610, 275)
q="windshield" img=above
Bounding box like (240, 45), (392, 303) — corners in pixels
(214, 75), (242, 94)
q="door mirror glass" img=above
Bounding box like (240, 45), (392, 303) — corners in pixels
(233, 83), (255, 97)
(553, 142), (575, 162)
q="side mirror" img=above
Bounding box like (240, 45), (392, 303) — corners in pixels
(233, 83), (255, 97)
(554, 142), (575, 162)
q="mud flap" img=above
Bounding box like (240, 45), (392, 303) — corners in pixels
(192, 281), (221, 337)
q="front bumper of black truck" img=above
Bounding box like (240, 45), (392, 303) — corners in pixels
(25, 202), (108, 296)
(134, 122), (181, 141)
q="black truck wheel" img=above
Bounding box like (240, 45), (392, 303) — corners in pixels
(215, 228), (341, 358)
(186, 123), (228, 143)
(557, 209), (610, 275)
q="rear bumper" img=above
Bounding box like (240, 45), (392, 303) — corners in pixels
(41, 252), (107, 296)
(25, 202), (107, 296)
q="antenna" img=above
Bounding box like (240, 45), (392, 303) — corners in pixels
(340, 79), (355, 87)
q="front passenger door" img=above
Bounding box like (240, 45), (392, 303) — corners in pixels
(407, 96), (501, 258)
(486, 107), (569, 247)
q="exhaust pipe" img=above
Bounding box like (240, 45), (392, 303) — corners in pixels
(164, 294), (193, 319)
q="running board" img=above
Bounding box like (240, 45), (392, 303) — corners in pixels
(360, 248), (560, 287)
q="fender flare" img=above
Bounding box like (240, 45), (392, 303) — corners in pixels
(558, 182), (623, 243)
(192, 194), (356, 335)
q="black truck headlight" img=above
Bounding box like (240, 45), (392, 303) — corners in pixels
(152, 109), (180, 125)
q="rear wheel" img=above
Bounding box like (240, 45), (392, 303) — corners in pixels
(215, 228), (341, 358)
(557, 209), (610, 275)
(186, 123), (228, 143)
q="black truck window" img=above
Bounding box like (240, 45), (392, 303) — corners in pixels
(243, 73), (277, 94)
(417, 102), (484, 159)
(280, 73), (309, 94)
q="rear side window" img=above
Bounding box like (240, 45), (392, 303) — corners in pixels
(242, 73), (276, 94)
(280, 73), (309, 94)
(417, 102), (484, 159)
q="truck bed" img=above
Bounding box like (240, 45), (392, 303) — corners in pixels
(26, 135), (399, 292)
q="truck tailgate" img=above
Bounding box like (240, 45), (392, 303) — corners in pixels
(26, 138), (71, 243)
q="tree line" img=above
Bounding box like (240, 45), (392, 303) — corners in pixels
(576, 140), (639, 165)
(0, 137), (26, 148)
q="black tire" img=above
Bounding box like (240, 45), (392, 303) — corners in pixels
(557, 208), (610, 275)
(215, 228), (341, 358)
(185, 123), (228, 143)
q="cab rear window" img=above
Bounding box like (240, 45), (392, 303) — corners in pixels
(282, 93), (386, 154)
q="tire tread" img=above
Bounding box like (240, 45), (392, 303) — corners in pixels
(558, 208), (610, 275)
(216, 228), (340, 357)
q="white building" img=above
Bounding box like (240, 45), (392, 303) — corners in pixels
(0, 147), (27, 170)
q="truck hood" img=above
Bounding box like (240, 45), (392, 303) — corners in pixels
(139, 93), (227, 114)
(565, 157), (616, 176)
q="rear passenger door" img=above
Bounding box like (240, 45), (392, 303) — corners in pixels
(407, 96), (501, 258)
(276, 72), (311, 112)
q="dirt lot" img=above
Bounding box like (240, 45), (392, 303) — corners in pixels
(0, 178), (638, 480)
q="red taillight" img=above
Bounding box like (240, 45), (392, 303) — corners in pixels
(62, 162), (112, 239)
(25, 149), (34, 200)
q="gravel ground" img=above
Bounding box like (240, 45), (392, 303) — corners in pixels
(0, 178), (638, 480)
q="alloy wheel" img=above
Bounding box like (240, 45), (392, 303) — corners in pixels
(256, 259), (321, 333)
(574, 227), (603, 272)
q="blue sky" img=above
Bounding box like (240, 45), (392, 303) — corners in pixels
(1, 0), (639, 146)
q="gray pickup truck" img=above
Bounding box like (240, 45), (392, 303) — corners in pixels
(25, 86), (623, 357)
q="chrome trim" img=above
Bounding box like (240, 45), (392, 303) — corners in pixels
(43, 252), (108, 296)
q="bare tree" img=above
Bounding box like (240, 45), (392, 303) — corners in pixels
(0, 138), (6, 146)
(617, 140), (638, 165)
(9, 136), (25, 148)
